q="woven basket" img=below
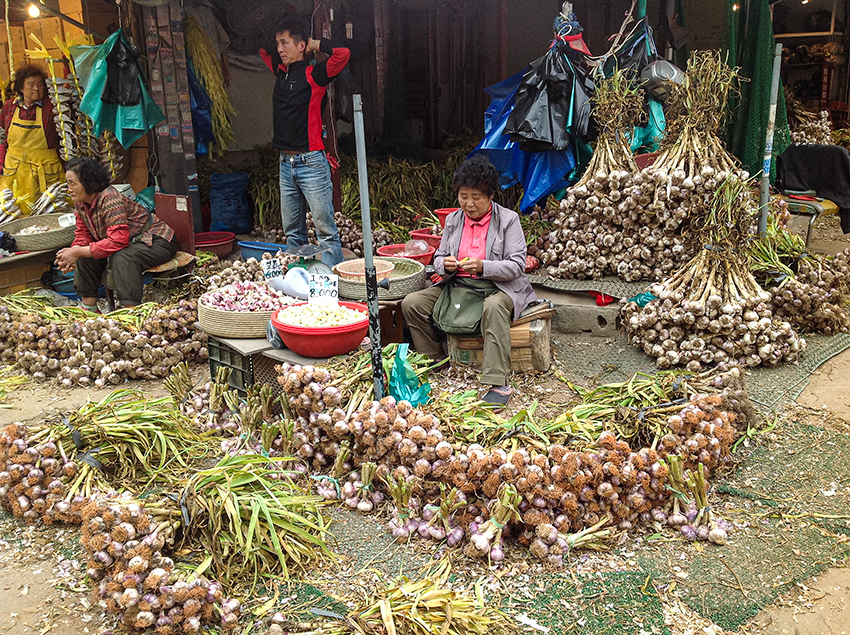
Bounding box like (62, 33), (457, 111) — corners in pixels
(338, 257), (426, 301)
(198, 300), (273, 339)
(0, 213), (75, 251)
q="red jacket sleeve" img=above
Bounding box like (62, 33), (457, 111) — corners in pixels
(88, 224), (130, 259)
(71, 215), (95, 247)
(0, 100), (14, 170)
(313, 39), (350, 86)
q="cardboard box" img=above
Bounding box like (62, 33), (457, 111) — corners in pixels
(25, 17), (63, 49)
(59, 0), (84, 14)
(10, 25), (27, 73)
(62, 13), (90, 46)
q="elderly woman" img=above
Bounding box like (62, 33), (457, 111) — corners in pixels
(0, 65), (63, 211)
(55, 157), (178, 310)
(402, 154), (537, 406)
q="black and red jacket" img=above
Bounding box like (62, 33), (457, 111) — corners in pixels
(260, 39), (351, 153)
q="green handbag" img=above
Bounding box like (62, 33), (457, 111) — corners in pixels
(432, 277), (499, 335)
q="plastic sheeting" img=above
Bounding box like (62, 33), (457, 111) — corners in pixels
(70, 30), (165, 149)
(471, 71), (583, 212)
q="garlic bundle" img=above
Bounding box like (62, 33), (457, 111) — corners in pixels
(0, 422), (85, 525)
(81, 494), (240, 633)
(769, 249), (850, 335)
(2, 300), (206, 387)
(206, 258), (265, 289)
(623, 177), (806, 370)
(790, 110), (832, 145)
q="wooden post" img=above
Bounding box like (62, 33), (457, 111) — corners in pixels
(497, 0), (508, 80)
(135, 0), (202, 231)
(374, 0), (386, 134)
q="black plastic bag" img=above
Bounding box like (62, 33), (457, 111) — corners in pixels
(334, 67), (358, 124)
(506, 39), (595, 151)
(102, 32), (142, 106)
(0, 231), (16, 252)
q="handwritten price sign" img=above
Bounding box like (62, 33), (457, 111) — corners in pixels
(261, 258), (285, 280)
(308, 273), (339, 305)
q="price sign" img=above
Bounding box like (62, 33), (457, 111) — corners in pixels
(308, 273), (339, 305)
(261, 258), (284, 280)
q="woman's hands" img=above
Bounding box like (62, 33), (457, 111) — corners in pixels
(55, 245), (86, 273)
(443, 256), (483, 276)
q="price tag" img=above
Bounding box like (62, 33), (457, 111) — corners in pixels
(308, 273), (339, 305)
(261, 258), (284, 280)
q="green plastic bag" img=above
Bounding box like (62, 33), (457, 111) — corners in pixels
(628, 292), (657, 308)
(389, 344), (431, 406)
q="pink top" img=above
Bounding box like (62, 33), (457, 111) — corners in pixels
(456, 208), (492, 278)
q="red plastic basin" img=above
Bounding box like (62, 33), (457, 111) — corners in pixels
(271, 301), (369, 358)
(408, 227), (442, 250)
(195, 231), (236, 257)
(376, 243), (436, 265)
(434, 208), (458, 228)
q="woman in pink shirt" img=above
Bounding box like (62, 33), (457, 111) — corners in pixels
(402, 155), (537, 407)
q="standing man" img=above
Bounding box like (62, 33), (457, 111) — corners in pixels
(261, 15), (350, 267)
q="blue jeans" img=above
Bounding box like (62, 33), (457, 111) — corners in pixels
(279, 150), (343, 267)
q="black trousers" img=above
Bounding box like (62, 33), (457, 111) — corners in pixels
(74, 236), (178, 305)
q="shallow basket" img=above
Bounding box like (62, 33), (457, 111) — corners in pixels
(198, 300), (273, 339)
(337, 256), (426, 301)
(0, 213), (74, 251)
(333, 258), (395, 282)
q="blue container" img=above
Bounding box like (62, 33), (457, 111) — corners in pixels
(238, 241), (288, 261)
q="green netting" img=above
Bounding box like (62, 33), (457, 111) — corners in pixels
(638, 418), (850, 630)
(724, 0), (791, 182)
(504, 571), (670, 635)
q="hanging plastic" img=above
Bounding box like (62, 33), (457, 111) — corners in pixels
(187, 61), (214, 156)
(388, 344), (431, 407)
(102, 33), (142, 105)
(70, 29), (165, 148)
(505, 8), (594, 151)
(472, 70), (582, 211)
(334, 67), (358, 124)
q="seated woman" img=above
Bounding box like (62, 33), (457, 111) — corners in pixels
(402, 154), (537, 406)
(55, 157), (179, 310)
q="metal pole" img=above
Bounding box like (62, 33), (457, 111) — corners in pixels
(759, 42), (783, 236)
(353, 94), (385, 400)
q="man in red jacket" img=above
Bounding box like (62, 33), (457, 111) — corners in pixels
(261, 15), (350, 267)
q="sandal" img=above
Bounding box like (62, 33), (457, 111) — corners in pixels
(482, 387), (512, 407)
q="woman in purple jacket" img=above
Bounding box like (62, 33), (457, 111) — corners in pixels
(402, 155), (537, 407)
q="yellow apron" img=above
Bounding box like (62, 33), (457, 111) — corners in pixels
(2, 104), (63, 216)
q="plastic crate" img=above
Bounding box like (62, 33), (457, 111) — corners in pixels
(207, 338), (254, 393)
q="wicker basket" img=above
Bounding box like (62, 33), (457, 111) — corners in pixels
(0, 213), (75, 251)
(338, 256), (426, 301)
(198, 300), (273, 338)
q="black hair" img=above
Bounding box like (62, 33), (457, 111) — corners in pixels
(452, 154), (500, 197)
(65, 157), (111, 195)
(275, 14), (311, 43)
(13, 65), (48, 97)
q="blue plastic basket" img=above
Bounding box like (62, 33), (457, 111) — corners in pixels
(238, 241), (288, 261)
